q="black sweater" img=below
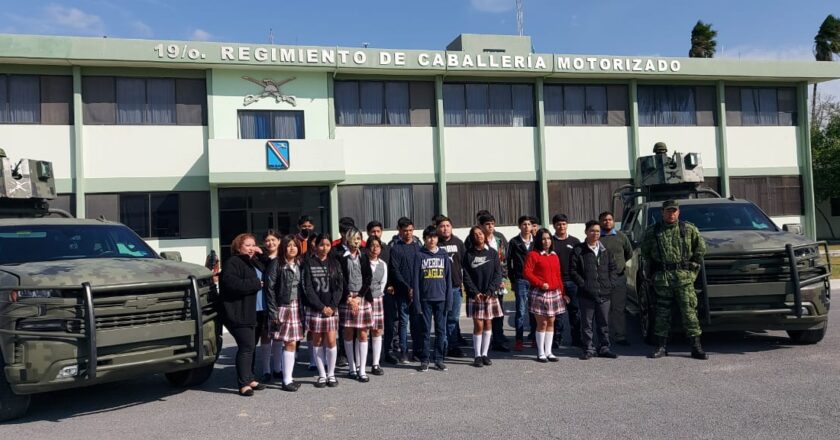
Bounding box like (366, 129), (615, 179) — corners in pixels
(302, 254), (344, 310)
(569, 242), (617, 301)
(219, 254), (264, 327)
(552, 235), (581, 282)
(462, 247), (503, 299)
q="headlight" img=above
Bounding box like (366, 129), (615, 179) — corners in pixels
(10, 289), (63, 302)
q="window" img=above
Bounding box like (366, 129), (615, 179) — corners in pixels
(238, 110), (305, 139)
(338, 184), (437, 230)
(446, 182), (538, 227)
(335, 80), (434, 126)
(725, 87), (797, 126)
(638, 85), (716, 126)
(544, 84), (628, 126)
(0, 75), (72, 124)
(82, 76), (207, 125)
(87, 191), (210, 239)
(729, 176), (803, 216)
(444, 83), (534, 127)
(547, 179), (632, 223)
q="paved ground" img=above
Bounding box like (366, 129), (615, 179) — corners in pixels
(4, 285), (840, 439)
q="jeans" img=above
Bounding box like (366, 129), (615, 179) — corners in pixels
(383, 293), (398, 353)
(446, 287), (463, 350)
(419, 300), (447, 363)
(395, 294), (411, 354)
(227, 324), (256, 388)
(580, 296), (611, 355)
(555, 281), (581, 345)
(513, 278), (530, 341)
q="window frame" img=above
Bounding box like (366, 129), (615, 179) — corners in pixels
(237, 109), (306, 139)
(0, 74), (44, 124)
(443, 81), (535, 127)
(118, 192), (183, 239)
(335, 80), (423, 127)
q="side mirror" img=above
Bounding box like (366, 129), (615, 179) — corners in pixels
(782, 224), (803, 235)
(160, 251), (183, 262)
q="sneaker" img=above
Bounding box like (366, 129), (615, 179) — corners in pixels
(547, 355), (559, 363)
(434, 362), (448, 372)
(314, 377), (327, 388)
(481, 356), (493, 366)
(281, 381), (300, 392)
(598, 350), (618, 359)
(473, 357), (484, 368)
(514, 340), (524, 352)
(537, 356), (548, 363)
(399, 352), (410, 364)
(418, 362), (429, 372)
(579, 352), (593, 360)
(327, 376), (338, 388)
(371, 365), (384, 376)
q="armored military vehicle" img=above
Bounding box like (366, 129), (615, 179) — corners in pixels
(0, 150), (222, 421)
(617, 143), (831, 345)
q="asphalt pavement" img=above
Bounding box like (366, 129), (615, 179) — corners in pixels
(4, 285), (840, 439)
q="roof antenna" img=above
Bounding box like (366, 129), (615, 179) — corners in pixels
(269, 28), (274, 44)
(516, 0), (524, 36)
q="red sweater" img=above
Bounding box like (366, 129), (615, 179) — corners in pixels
(523, 250), (564, 293)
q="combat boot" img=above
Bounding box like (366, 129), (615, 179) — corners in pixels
(648, 337), (668, 359)
(690, 336), (708, 360)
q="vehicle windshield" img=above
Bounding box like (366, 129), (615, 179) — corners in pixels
(0, 224), (158, 264)
(648, 203), (779, 232)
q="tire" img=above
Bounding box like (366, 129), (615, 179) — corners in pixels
(638, 276), (657, 346)
(0, 355), (31, 422)
(787, 325), (827, 345)
(165, 363), (215, 388)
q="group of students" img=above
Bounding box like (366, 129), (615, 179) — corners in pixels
(218, 210), (632, 396)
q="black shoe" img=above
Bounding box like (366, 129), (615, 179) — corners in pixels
(314, 377), (327, 388)
(491, 344), (510, 353)
(547, 355), (560, 362)
(649, 337), (669, 359)
(251, 382), (267, 391)
(337, 355), (348, 368)
(615, 339), (631, 346)
(327, 376), (338, 387)
(281, 381), (300, 392)
(238, 387), (254, 397)
(384, 353), (399, 364)
(481, 356), (493, 366)
(418, 362), (429, 372)
(447, 347), (466, 358)
(435, 362), (448, 371)
(371, 365), (384, 376)
(598, 350), (618, 359)
(358, 374), (370, 383)
(399, 352), (410, 364)
(348, 371), (358, 380)
(537, 356), (548, 363)
(473, 357), (484, 368)
(579, 352), (593, 360)
(691, 336), (708, 360)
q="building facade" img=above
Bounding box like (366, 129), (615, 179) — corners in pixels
(2, 33), (839, 264)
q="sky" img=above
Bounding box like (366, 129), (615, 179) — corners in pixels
(1, 0), (839, 96)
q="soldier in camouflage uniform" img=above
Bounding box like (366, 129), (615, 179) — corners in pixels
(641, 200), (708, 360)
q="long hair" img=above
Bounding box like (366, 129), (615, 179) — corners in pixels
(468, 225), (486, 248)
(532, 228), (553, 253)
(280, 234), (301, 264)
(312, 232), (333, 257)
(230, 233), (256, 255)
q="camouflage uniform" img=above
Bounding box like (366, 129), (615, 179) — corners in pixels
(641, 220), (706, 337)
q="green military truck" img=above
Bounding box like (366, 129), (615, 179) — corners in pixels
(0, 151), (222, 421)
(617, 144), (832, 345)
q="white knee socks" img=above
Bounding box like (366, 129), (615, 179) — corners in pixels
(358, 340), (369, 376)
(544, 331), (554, 358)
(282, 350), (295, 385)
(481, 330), (492, 357)
(344, 340), (356, 373)
(473, 333), (483, 358)
(536, 332), (546, 358)
(325, 346), (337, 377)
(371, 336), (383, 367)
(314, 346), (326, 378)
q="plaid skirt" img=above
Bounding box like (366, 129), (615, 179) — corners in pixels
(370, 297), (385, 331)
(339, 299), (373, 329)
(271, 299), (303, 342)
(529, 288), (566, 316)
(307, 308), (339, 333)
(466, 296), (504, 320)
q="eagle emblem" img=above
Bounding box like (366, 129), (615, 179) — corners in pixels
(241, 76), (297, 107)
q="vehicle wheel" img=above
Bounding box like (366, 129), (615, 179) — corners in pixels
(787, 325), (827, 345)
(638, 276), (657, 346)
(165, 363), (215, 388)
(0, 355), (31, 422)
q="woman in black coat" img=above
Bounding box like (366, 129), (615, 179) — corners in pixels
(219, 233), (267, 396)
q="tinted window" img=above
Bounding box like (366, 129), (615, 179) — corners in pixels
(647, 203), (778, 232)
(0, 225), (157, 264)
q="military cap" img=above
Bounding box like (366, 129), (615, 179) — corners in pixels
(662, 200), (679, 210)
(653, 142), (668, 154)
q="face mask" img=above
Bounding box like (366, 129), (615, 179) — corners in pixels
(299, 229), (312, 239)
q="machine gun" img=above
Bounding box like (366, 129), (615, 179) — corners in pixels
(0, 148), (69, 218)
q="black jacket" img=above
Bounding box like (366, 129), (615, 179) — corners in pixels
(338, 251), (373, 302)
(569, 242), (617, 301)
(552, 235), (581, 282)
(264, 258), (305, 321)
(462, 247), (503, 299)
(219, 254), (265, 327)
(439, 235), (466, 288)
(302, 254), (344, 310)
(507, 234), (533, 281)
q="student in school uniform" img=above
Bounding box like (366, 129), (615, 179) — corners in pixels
(365, 236), (388, 376)
(264, 235), (306, 391)
(337, 227), (374, 382)
(257, 230), (282, 384)
(302, 233), (344, 388)
(522, 228), (569, 363)
(461, 226), (504, 368)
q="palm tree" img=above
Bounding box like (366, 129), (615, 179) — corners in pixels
(813, 15), (840, 122)
(689, 20), (717, 58)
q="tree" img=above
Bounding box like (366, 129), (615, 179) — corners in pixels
(811, 96), (840, 239)
(812, 15), (840, 122)
(689, 20), (717, 58)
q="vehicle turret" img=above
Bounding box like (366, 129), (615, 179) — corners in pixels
(0, 151), (61, 218)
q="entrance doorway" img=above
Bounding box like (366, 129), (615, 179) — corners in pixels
(218, 186), (330, 260)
